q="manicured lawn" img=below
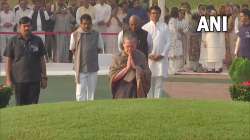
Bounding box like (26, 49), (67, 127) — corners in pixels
(0, 99), (249, 140)
(0, 76), (112, 106)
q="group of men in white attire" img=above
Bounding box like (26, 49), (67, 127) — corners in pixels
(71, 5), (170, 101)
(1, 0), (170, 102)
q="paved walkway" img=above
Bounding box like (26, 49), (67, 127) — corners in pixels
(1, 62), (233, 101)
(165, 74), (232, 101)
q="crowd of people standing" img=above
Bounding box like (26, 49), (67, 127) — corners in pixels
(1, 0), (250, 105)
(0, 0), (249, 73)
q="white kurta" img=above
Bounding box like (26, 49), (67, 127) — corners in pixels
(0, 10), (15, 61)
(14, 8), (33, 25)
(94, 3), (111, 53)
(168, 17), (184, 74)
(199, 32), (226, 71)
(94, 3), (111, 32)
(168, 18), (183, 57)
(76, 5), (96, 25)
(0, 11), (15, 32)
(94, 3), (111, 24)
(142, 21), (171, 78)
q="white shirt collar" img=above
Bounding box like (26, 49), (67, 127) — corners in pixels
(149, 20), (161, 26)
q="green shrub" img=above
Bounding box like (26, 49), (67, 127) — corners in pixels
(0, 85), (13, 108)
(229, 58), (250, 84)
(229, 85), (250, 101)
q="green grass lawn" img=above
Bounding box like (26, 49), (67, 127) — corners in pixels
(0, 76), (113, 106)
(0, 99), (249, 140)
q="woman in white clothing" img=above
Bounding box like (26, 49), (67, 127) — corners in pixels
(199, 9), (226, 73)
(168, 7), (184, 75)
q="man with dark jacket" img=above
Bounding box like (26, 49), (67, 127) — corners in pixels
(31, 0), (50, 43)
(235, 9), (250, 59)
(118, 15), (152, 58)
(69, 14), (104, 101)
(4, 17), (47, 105)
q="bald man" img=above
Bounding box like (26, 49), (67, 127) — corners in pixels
(118, 15), (152, 58)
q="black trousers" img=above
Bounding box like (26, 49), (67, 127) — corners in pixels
(14, 82), (40, 106)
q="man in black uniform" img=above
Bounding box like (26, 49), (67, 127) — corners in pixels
(4, 17), (47, 106)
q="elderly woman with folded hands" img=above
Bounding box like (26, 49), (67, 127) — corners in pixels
(109, 32), (151, 99)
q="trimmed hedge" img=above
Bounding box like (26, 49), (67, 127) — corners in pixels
(230, 85), (250, 101)
(229, 58), (250, 84)
(0, 85), (13, 108)
(229, 58), (250, 101)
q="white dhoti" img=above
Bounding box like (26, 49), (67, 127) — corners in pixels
(76, 72), (97, 101)
(199, 32), (225, 71)
(148, 77), (166, 99)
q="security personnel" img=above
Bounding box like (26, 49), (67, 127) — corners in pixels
(4, 17), (47, 106)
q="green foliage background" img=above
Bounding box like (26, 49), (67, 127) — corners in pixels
(229, 58), (250, 84)
(230, 85), (250, 101)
